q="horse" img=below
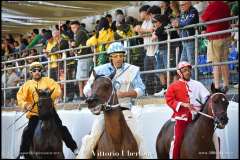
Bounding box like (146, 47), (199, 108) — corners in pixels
(156, 84), (229, 159)
(85, 69), (139, 159)
(29, 88), (64, 159)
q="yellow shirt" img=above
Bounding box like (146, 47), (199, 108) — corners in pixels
(17, 77), (61, 119)
(46, 39), (59, 68)
(86, 28), (114, 52)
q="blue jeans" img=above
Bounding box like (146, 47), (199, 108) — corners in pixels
(155, 49), (168, 70)
(180, 41), (195, 79)
(180, 41), (195, 64)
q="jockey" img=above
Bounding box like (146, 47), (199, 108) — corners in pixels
(77, 42), (148, 159)
(165, 61), (220, 159)
(16, 62), (78, 158)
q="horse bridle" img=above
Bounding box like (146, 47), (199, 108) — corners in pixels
(90, 76), (120, 112)
(193, 93), (228, 128)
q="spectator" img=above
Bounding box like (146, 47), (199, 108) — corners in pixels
(39, 28), (47, 46)
(105, 14), (113, 29)
(114, 9), (135, 40)
(169, 1), (181, 81)
(201, 1), (231, 92)
(134, 5), (158, 95)
(151, 14), (169, 96)
(193, 1), (208, 17)
(43, 30), (60, 81)
(70, 20), (92, 101)
(87, 17), (114, 66)
(231, 1), (239, 16)
(66, 20), (74, 40)
(170, 1), (180, 19)
(159, 1), (172, 19)
(19, 36), (29, 51)
(80, 23), (90, 36)
(5, 63), (20, 107)
(13, 41), (20, 53)
(26, 29), (43, 49)
(147, 5), (162, 19)
(21, 49), (39, 80)
(172, 1), (199, 72)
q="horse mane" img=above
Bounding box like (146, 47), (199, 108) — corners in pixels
(192, 94), (211, 122)
(94, 74), (106, 80)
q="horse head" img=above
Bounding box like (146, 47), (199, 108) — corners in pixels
(206, 83), (229, 129)
(86, 69), (118, 115)
(35, 87), (54, 120)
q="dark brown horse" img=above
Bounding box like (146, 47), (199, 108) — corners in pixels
(86, 69), (139, 159)
(30, 89), (64, 159)
(156, 84), (229, 159)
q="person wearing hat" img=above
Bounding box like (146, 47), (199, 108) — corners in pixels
(77, 42), (148, 158)
(165, 61), (220, 159)
(16, 61), (78, 158)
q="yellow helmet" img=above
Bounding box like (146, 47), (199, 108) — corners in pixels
(29, 62), (43, 71)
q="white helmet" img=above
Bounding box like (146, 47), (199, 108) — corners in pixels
(177, 61), (192, 70)
(107, 42), (126, 55)
(176, 61), (192, 80)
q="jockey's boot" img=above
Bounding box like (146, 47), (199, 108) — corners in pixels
(76, 115), (105, 159)
(61, 126), (78, 153)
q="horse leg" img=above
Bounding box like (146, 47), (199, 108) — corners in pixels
(52, 107), (77, 153)
(19, 116), (39, 159)
(156, 130), (169, 159)
(156, 120), (174, 159)
(212, 132), (221, 159)
(77, 114), (105, 159)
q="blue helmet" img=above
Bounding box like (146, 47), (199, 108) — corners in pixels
(107, 42), (126, 55)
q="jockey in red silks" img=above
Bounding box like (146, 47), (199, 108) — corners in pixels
(165, 61), (220, 159)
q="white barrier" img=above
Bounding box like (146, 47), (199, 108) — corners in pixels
(1, 101), (238, 159)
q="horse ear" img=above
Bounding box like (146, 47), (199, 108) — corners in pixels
(211, 83), (217, 93)
(109, 68), (116, 80)
(49, 88), (55, 96)
(92, 69), (97, 79)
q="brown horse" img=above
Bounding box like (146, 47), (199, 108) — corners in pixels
(85, 69), (139, 159)
(156, 84), (229, 159)
(30, 89), (64, 159)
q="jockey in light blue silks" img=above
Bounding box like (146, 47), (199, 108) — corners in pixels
(77, 42), (148, 159)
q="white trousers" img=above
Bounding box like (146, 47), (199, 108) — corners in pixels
(76, 110), (148, 159)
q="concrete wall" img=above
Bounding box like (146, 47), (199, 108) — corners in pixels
(1, 101), (239, 159)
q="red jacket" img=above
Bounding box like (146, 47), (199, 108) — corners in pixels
(201, 1), (231, 40)
(165, 80), (192, 121)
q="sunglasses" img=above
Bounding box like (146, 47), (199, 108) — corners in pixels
(111, 54), (124, 58)
(31, 68), (42, 73)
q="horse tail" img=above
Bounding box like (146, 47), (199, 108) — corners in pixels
(156, 119), (174, 159)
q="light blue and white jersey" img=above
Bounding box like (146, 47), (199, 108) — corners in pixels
(83, 63), (145, 109)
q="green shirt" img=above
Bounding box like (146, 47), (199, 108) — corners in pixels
(26, 34), (43, 49)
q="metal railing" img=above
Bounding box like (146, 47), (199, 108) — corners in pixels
(1, 16), (239, 108)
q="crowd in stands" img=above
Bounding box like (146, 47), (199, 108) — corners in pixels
(1, 1), (239, 107)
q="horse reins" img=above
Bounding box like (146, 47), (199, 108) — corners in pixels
(191, 93), (227, 120)
(7, 91), (39, 130)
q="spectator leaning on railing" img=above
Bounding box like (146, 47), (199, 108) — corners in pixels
(43, 30), (60, 81)
(171, 1), (199, 78)
(201, 1), (232, 93)
(26, 29), (43, 49)
(87, 17), (114, 66)
(70, 20), (92, 101)
(134, 5), (158, 95)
